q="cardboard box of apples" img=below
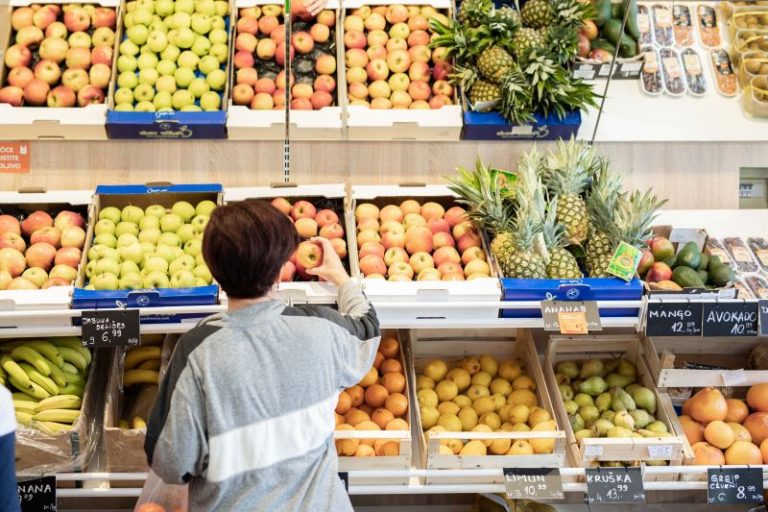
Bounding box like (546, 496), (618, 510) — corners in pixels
(340, 0), (462, 140)
(0, 189), (92, 327)
(71, 184), (221, 320)
(227, 0), (345, 140)
(224, 184), (356, 304)
(0, 0), (120, 139)
(105, 0), (233, 138)
(349, 185), (501, 322)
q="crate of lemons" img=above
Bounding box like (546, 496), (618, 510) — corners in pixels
(414, 344), (565, 469)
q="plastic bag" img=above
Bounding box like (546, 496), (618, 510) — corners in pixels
(134, 470), (188, 512)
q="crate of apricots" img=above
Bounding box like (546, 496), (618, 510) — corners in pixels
(409, 330), (565, 484)
(334, 332), (411, 482)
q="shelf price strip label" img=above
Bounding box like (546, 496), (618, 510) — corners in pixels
(707, 467), (764, 504)
(585, 467), (645, 504)
(541, 300), (602, 334)
(503, 468), (564, 500)
(760, 300), (768, 337)
(81, 309), (140, 348)
(17, 475), (56, 512)
(702, 302), (759, 337)
(646, 301), (703, 336)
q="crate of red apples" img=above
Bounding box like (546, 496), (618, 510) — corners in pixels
(340, 0), (462, 140)
(0, 0), (119, 139)
(227, 0), (343, 139)
(0, 189), (92, 327)
(349, 185), (500, 322)
(225, 184), (356, 304)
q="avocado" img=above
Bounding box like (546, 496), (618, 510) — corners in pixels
(672, 266), (705, 288)
(611, 2), (623, 18)
(698, 253), (709, 270)
(676, 241), (702, 269)
(595, 0), (612, 26)
(591, 38), (617, 54)
(708, 255), (723, 271)
(604, 19), (624, 45)
(618, 33), (639, 58)
(709, 264), (735, 288)
(622, 0), (641, 40)
(697, 269), (709, 284)
(663, 255), (677, 267)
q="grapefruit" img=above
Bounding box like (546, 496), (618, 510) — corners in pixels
(744, 412), (768, 444)
(688, 388), (728, 424)
(704, 420), (735, 450)
(692, 442), (725, 465)
(725, 440), (763, 465)
(747, 383), (768, 412)
(679, 415), (705, 445)
(725, 398), (750, 423)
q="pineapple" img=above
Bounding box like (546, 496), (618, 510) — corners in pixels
(551, 0), (597, 28)
(520, 0), (554, 28)
(469, 80), (502, 110)
(542, 198), (583, 279)
(501, 213), (547, 279)
(585, 162), (623, 274)
(477, 46), (515, 83)
(512, 27), (547, 59)
(458, 0), (494, 27)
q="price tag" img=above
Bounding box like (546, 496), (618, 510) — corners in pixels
(585, 467), (646, 504)
(722, 369), (748, 386)
(607, 241), (642, 282)
(81, 309), (140, 348)
(646, 301), (703, 336)
(584, 444), (604, 457)
(338, 472), (349, 493)
(17, 476), (56, 512)
(503, 468), (564, 500)
(760, 300), (768, 336)
(707, 467), (764, 504)
(648, 445), (673, 458)
(542, 300), (602, 333)
(703, 302), (759, 337)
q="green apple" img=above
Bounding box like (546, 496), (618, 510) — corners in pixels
(195, 200), (216, 216)
(140, 45), (155, 55)
(140, 242), (156, 254)
(94, 233), (117, 248)
(85, 260), (98, 278)
(146, 31), (168, 53)
(191, 13), (212, 34)
(206, 70), (226, 91)
(88, 245), (119, 262)
(118, 71), (139, 90)
(161, 45), (180, 61)
(192, 213), (210, 230)
(181, 105), (202, 111)
(173, 27), (195, 49)
(195, 0), (216, 16)
(139, 227), (161, 244)
(190, 35), (210, 56)
(211, 15), (225, 30)
(178, 50), (199, 70)
(119, 273), (144, 290)
(92, 273), (120, 290)
(127, 25), (149, 45)
(115, 87), (134, 105)
(176, 224), (196, 243)
(200, 91), (220, 111)
(153, 91), (173, 110)
(170, 269), (196, 288)
(143, 256), (169, 274)
(184, 238), (203, 257)
(149, 19), (168, 34)
(122, 205), (145, 224)
(137, 53), (158, 70)
(172, 89), (195, 109)
(155, 0), (174, 17)
(136, 101), (157, 112)
(210, 43), (228, 63)
(195, 253), (205, 266)
(138, 69), (159, 87)
(95, 219), (116, 236)
(132, 7), (154, 25)
(115, 221), (139, 237)
(158, 232), (182, 247)
(198, 55), (219, 75)
(96, 258), (121, 276)
(193, 264), (213, 284)
(188, 78), (209, 98)
(117, 233), (140, 248)
(176, 0), (195, 14)
(145, 205), (167, 218)
(143, 271), (170, 289)
(174, 68), (196, 88)
(125, 1), (138, 12)
(194, 277), (207, 286)
(119, 39), (140, 57)
(154, 245), (177, 263)
(171, 201), (196, 222)
(170, 12), (191, 29)
(156, 75), (177, 93)
(157, 59), (177, 76)
(135, 83), (156, 102)
(139, 215), (160, 230)
(123, 11), (136, 28)
(119, 260), (141, 277)
(171, 246), (185, 259)
(214, 1), (229, 16)
(117, 55), (138, 73)
(208, 29), (227, 45)
(115, 103), (134, 112)
(169, 254), (195, 274)
(120, 243), (145, 264)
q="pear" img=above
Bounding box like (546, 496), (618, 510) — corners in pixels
(605, 373), (634, 389)
(646, 459), (667, 466)
(579, 359), (604, 379)
(595, 392), (612, 413)
(611, 387), (636, 412)
(601, 358), (621, 377)
(646, 420), (668, 434)
(575, 428), (596, 441)
(574, 393), (594, 408)
(617, 359), (637, 379)
(629, 409), (652, 428)
(564, 400), (579, 415)
(555, 373), (571, 386)
(607, 426), (634, 438)
(569, 414), (585, 432)
(601, 410), (616, 422)
(556, 361), (579, 378)
(593, 418), (615, 436)
(625, 383), (642, 395)
(579, 405), (600, 423)
(631, 386), (657, 414)
(579, 376), (607, 397)
(559, 384), (574, 401)
(613, 410), (635, 430)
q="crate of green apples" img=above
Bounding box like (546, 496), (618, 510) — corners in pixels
(72, 184), (221, 319)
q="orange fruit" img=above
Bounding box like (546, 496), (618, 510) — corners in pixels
(744, 412), (768, 445)
(379, 336), (400, 358)
(747, 383), (768, 412)
(688, 388), (728, 424)
(760, 438), (768, 463)
(679, 415), (705, 445)
(692, 442), (725, 465)
(385, 392), (409, 417)
(381, 372), (406, 394)
(704, 420), (735, 449)
(364, 383), (389, 408)
(346, 385), (364, 407)
(725, 398), (749, 423)
(335, 391), (352, 415)
(725, 440), (763, 465)
(371, 408), (395, 429)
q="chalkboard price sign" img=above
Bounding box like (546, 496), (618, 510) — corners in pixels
(541, 301), (602, 333)
(646, 301), (703, 336)
(17, 476), (56, 512)
(702, 302), (759, 337)
(760, 300), (768, 337)
(707, 467), (764, 504)
(503, 468), (564, 500)
(81, 309), (140, 348)
(585, 467), (645, 504)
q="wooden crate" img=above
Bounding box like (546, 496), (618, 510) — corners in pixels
(335, 330), (412, 485)
(544, 335), (692, 477)
(643, 335), (768, 389)
(408, 328), (566, 485)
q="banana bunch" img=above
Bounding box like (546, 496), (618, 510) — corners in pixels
(1, 337), (91, 435)
(123, 345), (162, 388)
(118, 416), (147, 430)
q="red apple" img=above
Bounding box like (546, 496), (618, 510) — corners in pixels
(462, 247), (486, 265)
(457, 232), (482, 253)
(60, 226), (86, 248)
(236, 16), (259, 35)
(255, 78), (276, 95)
(232, 83), (255, 106)
(295, 240), (323, 270)
(92, 8), (117, 29)
(0, 86), (23, 106)
(12, 7), (35, 31)
(31, 227), (61, 248)
(295, 217), (319, 238)
(292, 31), (314, 54)
(77, 85), (105, 106)
(8, 67), (34, 89)
(409, 251), (434, 274)
(444, 206), (467, 227)
(4, 45), (32, 69)
(25, 242), (57, 271)
(314, 74), (335, 94)
(452, 222), (474, 240)
(330, 238), (347, 259)
(0, 233), (25, 253)
(344, 30), (366, 49)
(290, 200), (317, 221)
(280, 260), (296, 282)
(237, 68), (259, 87)
(384, 247), (409, 267)
(405, 226), (433, 254)
(427, 218), (450, 234)
(381, 230), (405, 250)
(433, 232), (455, 250)
(649, 236), (675, 261)
(310, 23), (330, 43)
(64, 8), (90, 32)
(21, 211), (53, 237)
(271, 197), (292, 215)
(359, 242), (385, 260)
(433, 246), (461, 267)
(55, 247), (82, 267)
(0, 215), (21, 235)
(42, 276), (71, 288)
(0, 248), (26, 277)
(359, 254), (386, 276)
(7, 277), (37, 290)
(54, 210), (85, 231)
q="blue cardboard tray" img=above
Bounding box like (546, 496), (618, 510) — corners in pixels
(95, 183), (223, 195)
(462, 109), (582, 141)
(499, 277), (643, 318)
(106, 110), (227, 139)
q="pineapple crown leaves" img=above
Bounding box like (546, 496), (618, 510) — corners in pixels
(458, 0), (495, 27)
(541, 196), (569, 247)
(544, 136), (601, 193)
(515, 147), (546, 204)
(551, 0), (597, 28)
(449, 64), (479, 92)
(546, 25), (579, 65)
(587, 159), (623, 215)
(498, 64), (536, 124)
(609, 189), (668, 248)
(446, 157), (516, 234)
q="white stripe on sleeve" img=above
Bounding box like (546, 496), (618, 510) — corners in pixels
(206, 394), (337, 483)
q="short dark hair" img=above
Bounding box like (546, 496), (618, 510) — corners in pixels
(203, 200), (300, 299)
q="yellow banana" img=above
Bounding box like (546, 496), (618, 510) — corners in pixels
(46, 362), (68, 388)
(132, 417), (147, 429)
(33, 421), (73, 435)
(9, 376), (50, 400)
(49, 338), (92, 366)
(13, 400), (37, 415)
(25, 341), (64, 368)
(60, 362), (80, 375)
(58, 383), (83, 397)
(33, 409), (81, 424)
(137, 359), (162, 371)
(123, 369), (160, 387)
(35, 395), (81, 413)
(57, 347), (87, 372)
(61, 369), (84, 386)
(1, 356), (30, 388)
(11, 346), (51, 376)
(118, 419), (130, 429)
(12, 392), (36, 402)
(18, 363), (59, 397)
(125, 346), (162, 370)
(16, 412), (33, 427)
